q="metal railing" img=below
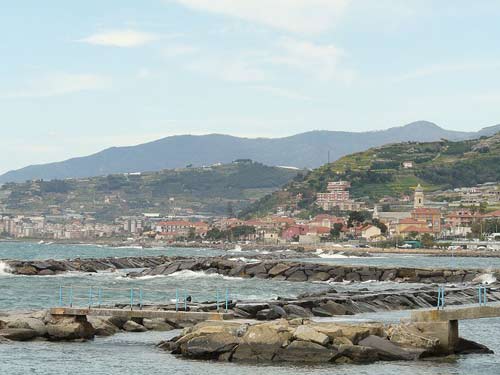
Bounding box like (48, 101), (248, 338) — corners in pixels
(58, 285), (231, 312)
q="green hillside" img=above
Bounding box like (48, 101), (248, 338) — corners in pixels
(240, 133), (500, 218)
(0, 161), (302, 219)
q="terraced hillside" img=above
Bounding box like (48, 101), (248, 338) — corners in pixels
(0, 161), (302, 219)
(240, 133), (500, 218)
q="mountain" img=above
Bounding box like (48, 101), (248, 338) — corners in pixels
(239, 132), (500, 219)
(1, 121), (500, 183)
(0, 161), (303, 218)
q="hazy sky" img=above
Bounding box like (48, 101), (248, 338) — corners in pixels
(2, 1), (500, 174)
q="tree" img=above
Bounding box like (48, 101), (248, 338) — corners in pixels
(372, 219), (388, 234)
(347, 211), (371, 227)
(330, 223), (343, 239)
(187, 227), (196, 241)
(421, 233), (435, 248)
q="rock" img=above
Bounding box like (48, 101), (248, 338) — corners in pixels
(311, 307), (333, 317)
(16, 266), (39, 275)
(183, 333), (240, 359)
(333, 336), (353, 346)
(3, 316), (47, 337)
(293, 325), (329, 346)
(454, 338), (493, 355)
(274, 340), (336, 362)
(123, 320), (147, 332)
(283, 304), (312, 318)
(268, 264), (290, 277)
(0, 328), (38, 341)
(318, 301), (349, 316)
(142, 318), (174, 331)
(232, 322), (292, 361)
(38, 269), (56, 276)
(256, 305), (287, 320)
(359, 335), (424, 360)
(245, 263), (268, 277)
(309, 271), (331, 282)
(235, 303), (269, 317)
(87, 316), (120, 336)
(45, 316), (95, 341)
(336, 344), (379, 364)
(387, 323), (440, 350)
(286, 270), (308, 282)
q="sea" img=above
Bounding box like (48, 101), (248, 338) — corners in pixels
(1, 241), (499, 374)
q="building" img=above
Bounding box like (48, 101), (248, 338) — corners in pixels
(316, 181), (362, 211)
(402, 161), (414, 169)
(414, 184), (424, 208)
(412, 207), (442, 234)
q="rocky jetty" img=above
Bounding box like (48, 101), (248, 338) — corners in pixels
(129, 285), (500, 320)
(0, 311), (176, 343)
(159, 319), (492, 364)
(5, 255), (498, 286)
(132, 257), (494, 284)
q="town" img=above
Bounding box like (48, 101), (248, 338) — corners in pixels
(2, 179), (499, 250)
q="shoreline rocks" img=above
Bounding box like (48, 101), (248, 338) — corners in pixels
(160, 319), (492, 364)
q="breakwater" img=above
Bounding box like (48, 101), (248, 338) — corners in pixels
(4, 256), (497, 284)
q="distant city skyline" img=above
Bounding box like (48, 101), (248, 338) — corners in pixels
(2, 1), (500, 174)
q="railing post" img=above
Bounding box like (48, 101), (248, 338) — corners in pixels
(225, 288), (229, 313)
(175, 289), (179, 312)
(98, 288), (102, 308)
(139, 288), (143, 310)
(216, 289), (220, 312)
(437, 286), (445, 310)
(59, 285), (63, 307)
(130, 288), (134, 310)
(69, 286), (73, 307)
(184, 290), (187, 312)
(89, 286), (93, 308)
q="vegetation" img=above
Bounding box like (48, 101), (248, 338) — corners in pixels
(0, 161), (302, 219)
(242, 133), (500, 218)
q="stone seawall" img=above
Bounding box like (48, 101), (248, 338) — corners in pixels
(5, 256), (497, 284)
(134, 258), (495, 284)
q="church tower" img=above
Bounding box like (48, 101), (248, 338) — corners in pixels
(414, 184), (424, 208)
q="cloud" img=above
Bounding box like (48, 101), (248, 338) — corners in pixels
(2, 73), (111, 99)
(187, 55), (267, 82)
(393, 61), (500, 82)
(172, 0), (349, 34)
(270, 37), (355, 83)
(250, 85), (313, 101)
(163, 44), (198, 57)
(78, 30), (160, 47)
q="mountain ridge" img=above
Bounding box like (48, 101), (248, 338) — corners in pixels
(2, 121), (499, 183)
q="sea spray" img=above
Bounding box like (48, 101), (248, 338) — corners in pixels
(0, 261), (12, 275)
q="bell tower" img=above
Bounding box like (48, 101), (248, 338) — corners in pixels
(414, 184), (424, 208)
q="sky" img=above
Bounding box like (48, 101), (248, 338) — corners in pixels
(2, 1), (500, 174)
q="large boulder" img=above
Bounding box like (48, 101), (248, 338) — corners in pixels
(87, 316), (120, 336)
(2, 315), (47, 337)
(293, 325), (329, 346)
(0, 328), (38, 341)
(45, 316), (95, 341)
(359, 335), (424, 360)
(232, 321), (292, 361)
(256, 306), (287, 321)
(335, 344), (379, 364)
(183, 333), (240, 359)
(123, 320), (147, 332)
(274, 340), (336, 363)
(318, 301), (350, 316)
(142, 318), (174, 331)
(283, 304), (312, 318)
(387, 323), (439, 351)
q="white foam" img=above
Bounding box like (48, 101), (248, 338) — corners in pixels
(229, 245), (243, 252)
(0, 261), (12, 276)
(167, 270), (243, 281)
(472, 273), (497, 285)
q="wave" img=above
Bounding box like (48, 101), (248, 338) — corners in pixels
(318, 252), (362, 259)
(472, 273), (497, 285)
(228, 245), (243, 252)
(166, 270), (243, 281)
(0, 261), (12, 276)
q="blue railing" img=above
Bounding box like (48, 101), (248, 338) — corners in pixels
(58, 285), (231, 312)
(437, 286), (446, 310)
(478, 285), (488, 306)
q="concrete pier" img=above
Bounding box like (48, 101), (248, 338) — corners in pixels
(410, 304), (500, 353)
(49, 307), (234, 323)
